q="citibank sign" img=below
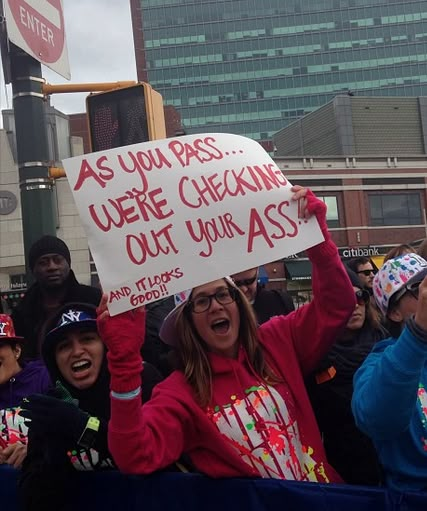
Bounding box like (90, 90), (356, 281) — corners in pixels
(340, 246), (381, 258)
(286, 246), (383, 260)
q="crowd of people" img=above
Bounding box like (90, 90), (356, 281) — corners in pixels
(1, 186), (427, 509)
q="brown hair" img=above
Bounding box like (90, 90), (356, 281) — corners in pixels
(417, 239), (427, 260)
(365, 300), (382, 331)
(174, 281), (280, 407)
(383, 244), (415, 263)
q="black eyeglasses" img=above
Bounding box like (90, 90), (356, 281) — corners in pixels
(188, 287), (237, 313)
(355, 289), (370, 306)
(356, 269), (376, 277)
(233, 274), (258, 288)
(390, 280), (421, 307)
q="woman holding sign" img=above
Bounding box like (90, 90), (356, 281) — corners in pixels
(97, 186), (356, 483)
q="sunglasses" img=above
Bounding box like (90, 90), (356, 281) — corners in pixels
(390, 280), (421, 307)
(233, 274), (258, 288)
(355, 289), (370, 306)
(356, 269), (376, 277)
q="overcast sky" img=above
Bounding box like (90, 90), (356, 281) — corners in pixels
(0, 0), (137, 115)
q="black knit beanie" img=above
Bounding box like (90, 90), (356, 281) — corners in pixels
(28, 235), (71, 271)
(345, 265), (362, 288)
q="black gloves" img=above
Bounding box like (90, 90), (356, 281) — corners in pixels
(20, 394), (89, 445)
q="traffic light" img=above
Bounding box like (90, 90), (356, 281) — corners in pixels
(86, 82), (166, 152)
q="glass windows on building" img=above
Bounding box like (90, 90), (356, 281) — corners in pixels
(368, 192), (422, 226)
(318, 195), (340, 228)
(137, 0), (427, 146)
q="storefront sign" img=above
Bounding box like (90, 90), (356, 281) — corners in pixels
(10, 274), (27, 291)
(339, 246), (382, 258)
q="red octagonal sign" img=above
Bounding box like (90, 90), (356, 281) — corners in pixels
(5, 0), (70, 79)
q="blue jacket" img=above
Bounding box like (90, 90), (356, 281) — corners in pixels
(352, 325), (427, 491)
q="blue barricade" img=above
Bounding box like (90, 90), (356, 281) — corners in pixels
(1, 465), (426, 511)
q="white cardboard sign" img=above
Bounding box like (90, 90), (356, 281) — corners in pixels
(62, 133), (323, 315)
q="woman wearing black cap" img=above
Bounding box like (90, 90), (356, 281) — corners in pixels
(307, 268), (388, 485)
(19, 302), (163, 511)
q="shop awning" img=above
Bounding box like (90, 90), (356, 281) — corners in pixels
(284, 260), (312, 281)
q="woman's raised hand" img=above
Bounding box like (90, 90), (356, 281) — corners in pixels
(96, 293), (146, 353)
(291, 185), (329, 240)
(96, 293), (147, 394)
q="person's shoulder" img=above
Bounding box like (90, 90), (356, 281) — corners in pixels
(68, 281), (102, 305)
(20, 360), (51, 382)
(78, 283), (102, 298)
(257, 286), (293, 304)
(258, 314), (294, 346)
(142, 361), (164, 384)
(254, 287), (295, 322)
(158, 370), (187, 386)
(370, 336), (395, 353)
(12, 283), (40, 313)
(151, 370), (194, 399)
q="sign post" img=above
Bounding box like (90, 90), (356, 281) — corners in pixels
(9, 42), (56, 284)
(2, 0), (70, 282)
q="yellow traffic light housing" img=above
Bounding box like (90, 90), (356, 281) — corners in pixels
(49, 167), (66, 179)
(86, 83), (166, 152)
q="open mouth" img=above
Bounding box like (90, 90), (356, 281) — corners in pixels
(71, 359), (92, 373)
(211, 319), (230, 334)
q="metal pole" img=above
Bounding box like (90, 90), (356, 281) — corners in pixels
(10, 42), (56, 285)
(42, 80), (137, 95)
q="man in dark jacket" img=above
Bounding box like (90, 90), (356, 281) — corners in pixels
(231, 267), (295, 325)
(12, 235), (102, 360)
(347, 256), (376, 292)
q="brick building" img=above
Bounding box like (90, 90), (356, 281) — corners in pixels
(2, 98), (427, 309)
(267, 96), (427, 303)
(263, 155), (427, 304)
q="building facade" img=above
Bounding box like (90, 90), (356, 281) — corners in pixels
(0, 107), (93, 311)
(2, 121), (426, 308)
(131, 0), (427, 151)
(273, 95), (427, 156)
(272, 155), (427, 304)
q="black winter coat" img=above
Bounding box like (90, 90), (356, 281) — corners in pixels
(253, 284), (295, 325)
(307, 324), (387, 486)
(12, 271), (102, 360)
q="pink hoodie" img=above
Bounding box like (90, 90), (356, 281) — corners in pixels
(108, 239), (354, 481)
